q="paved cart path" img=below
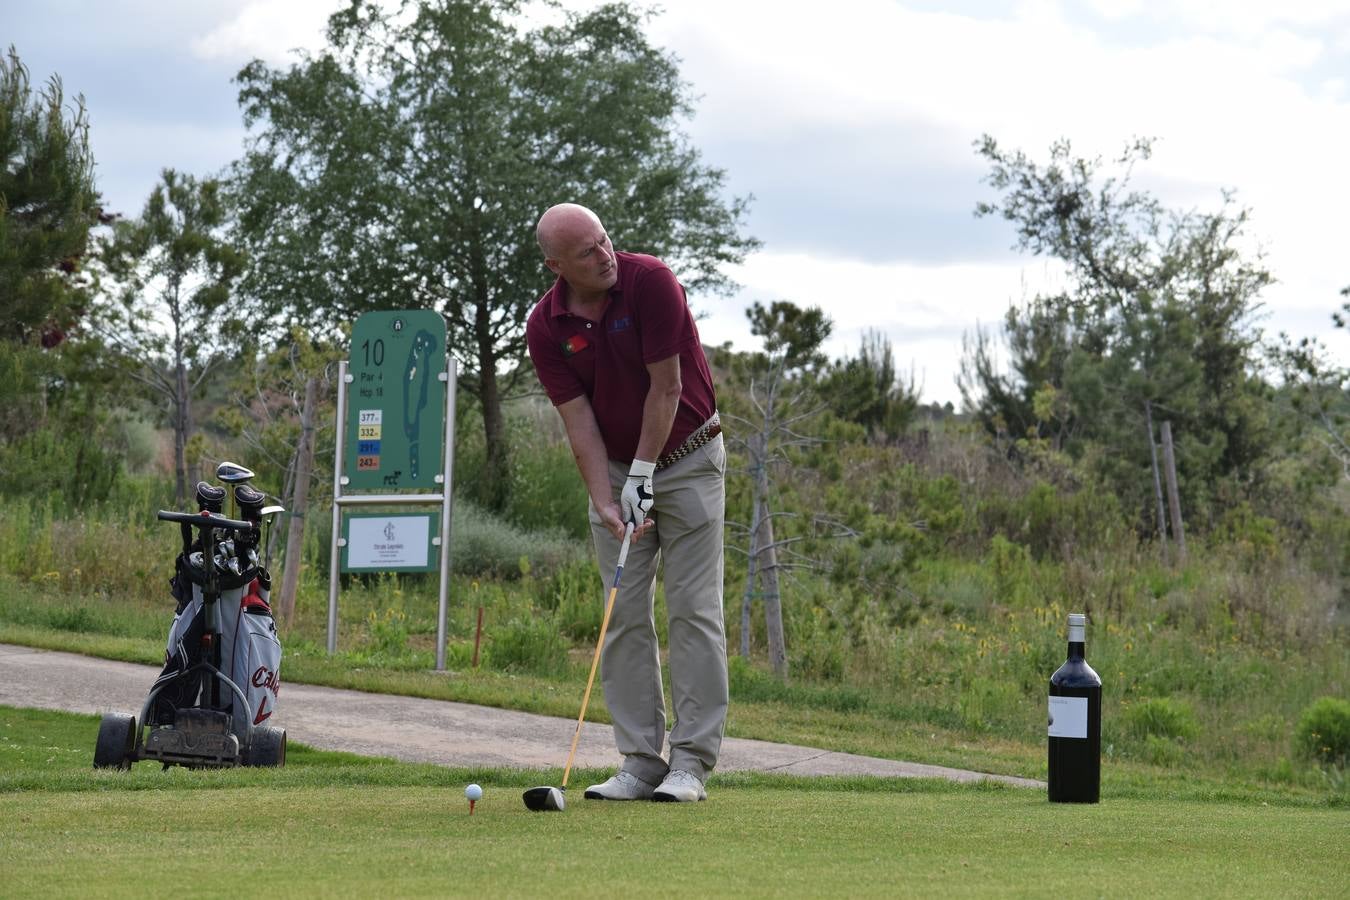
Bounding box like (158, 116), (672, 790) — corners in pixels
(0, 644), (1042, 788)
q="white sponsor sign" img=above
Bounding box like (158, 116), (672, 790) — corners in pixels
(347, 515), (430, 569)
(1048, 695), (1088, 739)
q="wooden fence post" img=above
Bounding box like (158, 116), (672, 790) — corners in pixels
(1160, 420), (1186, 562)
(277, 375), (318, 625)
(1145, 401), (1169, 550)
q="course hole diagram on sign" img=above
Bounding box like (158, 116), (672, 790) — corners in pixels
(345, 311), (447, 491)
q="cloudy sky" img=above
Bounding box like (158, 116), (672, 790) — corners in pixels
(8, 0), (1349, 403)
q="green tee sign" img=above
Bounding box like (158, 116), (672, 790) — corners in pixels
(345, 310), (447, 490)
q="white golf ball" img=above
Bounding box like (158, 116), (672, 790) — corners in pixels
(465, 783), (483, 801)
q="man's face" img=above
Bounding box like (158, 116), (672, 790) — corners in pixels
(547, 219), (618, 296)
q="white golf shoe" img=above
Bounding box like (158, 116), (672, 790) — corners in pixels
(652, 769), (706, 802)
(584, 771), (656, 801)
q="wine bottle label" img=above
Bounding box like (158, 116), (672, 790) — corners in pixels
(1048, 695), (1088, 738)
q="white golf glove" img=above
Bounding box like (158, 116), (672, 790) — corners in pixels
(621, 459), (656, 527)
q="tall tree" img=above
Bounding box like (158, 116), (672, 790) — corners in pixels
(0, 46), (100, 345)
(0, 48), (129, 509)
(96, 170), (244, 505)
(1271, 285), (1350, 477)
(231, 0), (758, 509)
(965, 135), (1275, 528)
(958, 294), (1079, 449)
(823, 329), (920, 441)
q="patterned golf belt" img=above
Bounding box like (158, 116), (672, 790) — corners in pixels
(655, 414), (722, 471)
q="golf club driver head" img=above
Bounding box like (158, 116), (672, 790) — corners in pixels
(522, 786), (565, 812)
(215, 461), (255, 484)
(258, 505), (284, 571)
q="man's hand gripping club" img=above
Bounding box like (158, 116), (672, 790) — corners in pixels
(621, 458), (655, 534)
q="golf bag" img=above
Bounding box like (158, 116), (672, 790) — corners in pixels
(151, 505), (282, 728)
(223, 574), (283, 726)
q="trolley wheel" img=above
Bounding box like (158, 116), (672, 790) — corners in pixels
(244, 726), (286, 767)
(94, 713), (137, 770)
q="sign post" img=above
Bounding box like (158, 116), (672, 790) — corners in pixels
(327, 311), (458, 670)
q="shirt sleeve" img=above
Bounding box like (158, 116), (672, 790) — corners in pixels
(635, 265), (698, 364)
(526, 312), (584, 407)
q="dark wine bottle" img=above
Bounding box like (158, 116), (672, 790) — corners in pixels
(1048, 612), (1101, 803)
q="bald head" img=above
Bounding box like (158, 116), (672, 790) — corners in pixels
(537, 203), (606, 259)
(536, 203), (619, 299)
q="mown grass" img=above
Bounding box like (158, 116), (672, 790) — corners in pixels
(1, 708), (1344, 899)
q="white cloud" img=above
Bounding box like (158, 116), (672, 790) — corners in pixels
(689, 251), (1074, 403)
(646, 0), (1350, 391)
(190, 0), (334, 65)
(1148, 0), (1350, 37)
(1088, 0), (1146, 19)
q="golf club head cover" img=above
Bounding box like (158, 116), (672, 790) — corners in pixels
(621, 459), (655, 527)
(233, 485), (265, 558)
(235, 484), (266, 522)
(195, 481), (225, 514)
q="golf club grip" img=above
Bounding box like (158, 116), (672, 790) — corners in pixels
(561, 526), (633, 787)
(616, 522), (635, 568)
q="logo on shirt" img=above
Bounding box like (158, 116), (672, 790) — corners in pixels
(609, 316), (632, 333)
(562, 334), (589, 356)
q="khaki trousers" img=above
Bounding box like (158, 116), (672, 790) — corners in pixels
(587, 433), (729, 785)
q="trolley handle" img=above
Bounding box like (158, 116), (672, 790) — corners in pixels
(156, 510), (256, 532)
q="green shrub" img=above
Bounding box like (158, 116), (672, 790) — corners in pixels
(0, 493), (177, 596)
(453, 405), (590, 540)
(988, 535), (1035, 606)
(1142, 734), (1186, 767)
(787, 605), (846, 682)
(872, 462), (965, 554)
(47, 605), (97, 633)
(366, 606), (409, 656)
(1122, 697), (1199, 742)
(490, 615), (568, 675)
(1293, 697), (1350, 767)
(977, 480), (1123, 561)
(445, 640), (488, 671)
(450, 500), (587, 579)
(547, 559), (604, 643)
(505, 434), (590, 540)
(1213, 502), (1281, 569)
(0, 423), (125, 511)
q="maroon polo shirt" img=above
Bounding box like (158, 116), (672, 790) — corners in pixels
(526, 251), (717, 464)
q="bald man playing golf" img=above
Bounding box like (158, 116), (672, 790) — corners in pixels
(526, 203), (728, 803)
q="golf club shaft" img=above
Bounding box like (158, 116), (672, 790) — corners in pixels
(561, 522), (635, 788)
